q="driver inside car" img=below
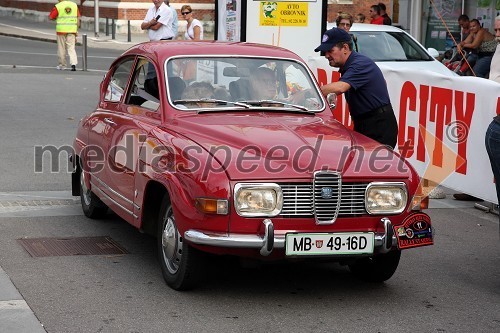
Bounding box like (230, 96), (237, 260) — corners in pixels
(249, 67), (277, 100)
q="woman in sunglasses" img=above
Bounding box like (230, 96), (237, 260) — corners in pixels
(181, 5), (203, 40)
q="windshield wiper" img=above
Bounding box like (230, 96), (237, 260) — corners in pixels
(238, 100), (316, 113)
(173, 98), (251, 108)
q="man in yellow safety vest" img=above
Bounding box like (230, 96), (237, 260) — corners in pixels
(49, 0), (80, 71)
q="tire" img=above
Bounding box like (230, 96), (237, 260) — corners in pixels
(79, 170), (108, 219)
(157, 196), (204, 291)
(348, 250), (401, 283)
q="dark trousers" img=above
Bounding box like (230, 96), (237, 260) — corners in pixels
(485, 116), (500, 220)
(352, 105), (398, 149)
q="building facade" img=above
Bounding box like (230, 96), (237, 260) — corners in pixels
(0, 0), (216, 35)
(0, 0), (498, 48)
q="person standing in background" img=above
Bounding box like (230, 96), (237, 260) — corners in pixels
(484, 16), (500, 218)
(354, 13), (365, 23)
(49, 0), (80, 71)
(336, 13), (353, 32)
(458, 14), (471, 41)
(489, 15), (500, 83)
(141, 0), (174, 41)
(369, 5), (384, 25)
(165, 1), (178, 39)
(378, 3), (392, 25)
(181, 5), (203, 40)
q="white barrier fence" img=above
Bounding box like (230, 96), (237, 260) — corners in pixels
(308, 57), (500, 204)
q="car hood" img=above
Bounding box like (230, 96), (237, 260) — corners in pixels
(169, 113), (407, 180)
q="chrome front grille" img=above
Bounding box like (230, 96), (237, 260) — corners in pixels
(313, 171), (342, 224)
(279, 180), (367, 220)
(281, 184), (313, 216)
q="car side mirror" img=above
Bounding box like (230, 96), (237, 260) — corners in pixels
(327, 93), (337, 109)
(427, 48), (440, 59)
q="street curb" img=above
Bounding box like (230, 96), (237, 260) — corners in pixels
(0, 32), (86, 46)
(0, 31), (56, 44)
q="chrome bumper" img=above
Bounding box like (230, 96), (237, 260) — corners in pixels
(184, 218), (397, 257)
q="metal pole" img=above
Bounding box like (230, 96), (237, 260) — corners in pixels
(127, 20), (131, 42)
(112, 18), (115, 40)
(94, 0), (99, 37)
(82, 34), (88, 71)
(106, 17), (109, 36)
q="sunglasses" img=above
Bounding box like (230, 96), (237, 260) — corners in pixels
(181, 11), (191, 15)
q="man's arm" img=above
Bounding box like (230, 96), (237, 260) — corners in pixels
(141, 17), (159, 30)
(458, 33), (474, 51)
(49, 7), (58, 20)
(320, 81), (351, 96)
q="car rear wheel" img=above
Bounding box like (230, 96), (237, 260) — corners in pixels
(80, 171), (107, 218)
(348, 250), (401, 282)
(157, 197), (203, 291)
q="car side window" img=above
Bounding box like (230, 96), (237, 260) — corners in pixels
(105, 59), (134, 102)
(126, 58), (160, 111)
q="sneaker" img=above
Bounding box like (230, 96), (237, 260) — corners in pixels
(71, 65), (76, 71)
(56, 65), (66, 70)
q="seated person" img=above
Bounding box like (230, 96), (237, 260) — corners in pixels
(248, 66), (318, 107)
(213, 86), (231, 100)
(180, 81), (215, 108)
(249, 67), (277, 100)
(144, 63), (159, 99)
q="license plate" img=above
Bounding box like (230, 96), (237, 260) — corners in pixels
(285, 232), (374, 256)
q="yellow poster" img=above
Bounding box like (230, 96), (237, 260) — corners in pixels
(260, 2), (308, 27)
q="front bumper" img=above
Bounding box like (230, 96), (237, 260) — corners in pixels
(184, 218), (396, 256)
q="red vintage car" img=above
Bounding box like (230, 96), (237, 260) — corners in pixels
(71, 41), (433, 290)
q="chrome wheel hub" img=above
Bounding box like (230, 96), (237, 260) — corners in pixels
(80, 172), (91, 206)
(161, 213), (182, 274)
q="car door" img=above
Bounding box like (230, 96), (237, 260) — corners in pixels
(86, 57), (137, 221)
(104, 57), (163, 226)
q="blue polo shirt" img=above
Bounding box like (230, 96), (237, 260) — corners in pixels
(339, 52), (391, 118)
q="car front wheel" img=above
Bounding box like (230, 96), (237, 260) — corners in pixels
(80, 171), (107, 218)
(157, 197), (203, 291)
(348, 250), (401, 282)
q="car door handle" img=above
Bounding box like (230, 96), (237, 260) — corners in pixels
(104, 117), (117, 126)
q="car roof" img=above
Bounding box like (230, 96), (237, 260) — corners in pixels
(326, 22), (405, 33)
(122, 41), (304, 63)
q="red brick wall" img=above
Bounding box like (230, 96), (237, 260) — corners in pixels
(327, 1), (392, 23)
(0, 0), (392, 24)
(0, 0), (215, 21)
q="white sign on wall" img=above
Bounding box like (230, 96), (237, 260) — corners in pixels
(246, 1), (324, 61)
(217, 0), (242, 41)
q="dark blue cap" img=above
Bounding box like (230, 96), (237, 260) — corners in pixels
(314, 28), (352, 52)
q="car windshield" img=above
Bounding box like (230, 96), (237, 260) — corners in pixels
(165, 57), (324, 112)
(352, 31), (433, 62)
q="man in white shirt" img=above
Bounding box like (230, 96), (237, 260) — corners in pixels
(141, 0), (174, 41)
(165, 1), (178, 39)
(489, 15), (500, 84)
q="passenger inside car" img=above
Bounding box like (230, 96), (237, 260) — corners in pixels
(180, 81), (215, 108)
